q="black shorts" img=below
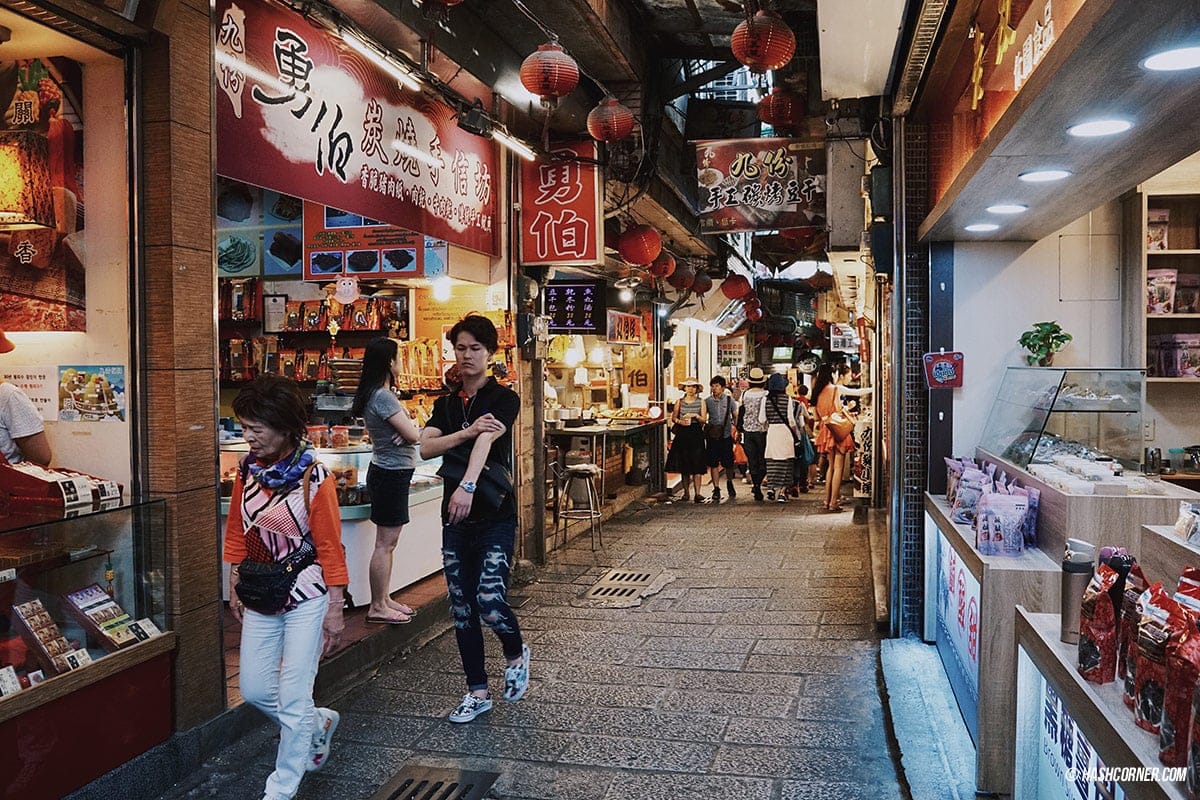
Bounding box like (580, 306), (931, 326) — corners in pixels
(705, 436), (735, 468)
(367, 464), (414, 526)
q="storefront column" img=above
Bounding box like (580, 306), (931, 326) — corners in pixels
(141, 4), (225, 731)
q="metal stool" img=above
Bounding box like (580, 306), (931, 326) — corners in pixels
(558, 463), (603, 550)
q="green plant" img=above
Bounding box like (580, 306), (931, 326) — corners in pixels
(1018, 321), (1073, 366)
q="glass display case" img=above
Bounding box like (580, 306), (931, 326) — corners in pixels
(978, 367), (1144, 469)
(0, 500), (169, 705)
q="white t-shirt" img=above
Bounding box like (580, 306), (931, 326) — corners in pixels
(0, 382), (45, 463)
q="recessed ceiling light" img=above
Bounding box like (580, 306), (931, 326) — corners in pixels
(965, 223), (1000, 232)
(1068, 119), (1133, 137)
(987, 204), (1028, 215)
(1143, 46), (1200, 72)
(1019, 169), (1072, 183)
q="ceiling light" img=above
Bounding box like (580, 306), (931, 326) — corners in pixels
(341, 30), (422, 92)
(965, 223), (1000, 232)
(1068, 119), (1132, 137)
(619, 287), (633, 303)
(490, 128), (537, 161)
(1019, 169), (1071, 183)
(1143, 46), (1200, 72)
(987, 204), (1028, 214)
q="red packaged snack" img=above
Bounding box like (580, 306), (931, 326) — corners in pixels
(1120, 563), (1150, 708)
(1188, 681), (1200, 798)
(1078, 564), (1121, 683)
(1163, 571), (1200, 767)
(1135, 584), (1178, 734)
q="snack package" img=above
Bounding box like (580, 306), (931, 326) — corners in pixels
(945, 458), (966, 503)
(976, 493), (1028, 557)
(1135, 584), (1178, 734)
(1174, 501), (1200, 543)
(1189, 681), (1200, 798)
(1078, 564), (1122, 683)
(1120, 561), (1150, 708)
(1148, 268), (1178, 315)
(1023, 487), (1040, 548)
(1163, 574), (1200, 766)
(951, 468), (989, 525)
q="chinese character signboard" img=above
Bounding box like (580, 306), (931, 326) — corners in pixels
(605, 310), (642, 345)
(0, 366), (57, 420)
(544, 280), (604, 335)
(1028, 669), (1126, 800)
(518, 141), (602, 266)
(695, 137), (825, 234)
(215, 0), (498, 255)
(936, 531), (980, 741)
(302, 200), (432, 279)
(717, 337), (747, 367)
(830, 323), (857, 353)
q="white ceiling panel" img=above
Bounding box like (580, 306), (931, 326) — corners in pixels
(817, 0), (907, 100)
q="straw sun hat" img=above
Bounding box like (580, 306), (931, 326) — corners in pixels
(679, 376), (702, 388)
(746, 367), (767, 385)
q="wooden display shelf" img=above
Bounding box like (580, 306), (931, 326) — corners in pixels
(925, 493), (1060, 795)
(1147, 377), (1200, 383)
(1014, 609), (1185, 800)
(1146, 313), (1200, 319)
(1138, 524), (1200, 589)
(0, 632), (175, 725)
(1148, 249), (1200, 256)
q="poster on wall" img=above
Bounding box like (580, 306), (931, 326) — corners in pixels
(215, 0), (498, 255)
(0, 58), (87, 332)
(216, 176), (305, 277)
(695, 137), (825, 234)
(517, 141), (602, 266)
(0, 366), (57, 420)
(57, 365), (125, 422)
(302, 200), (430, 280)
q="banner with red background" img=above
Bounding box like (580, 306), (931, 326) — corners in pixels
(695, 137), (825, 234)
(518, 141), (602, 266)
(215, 0), (498, 255)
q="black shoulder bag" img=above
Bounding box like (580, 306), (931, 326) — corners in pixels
(437, 446), (513, 511)
(235, 464), (319, 614)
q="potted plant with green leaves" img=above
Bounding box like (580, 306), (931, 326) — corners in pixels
(1018, 321), (1073, 366)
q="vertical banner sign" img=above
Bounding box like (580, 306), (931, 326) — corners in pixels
(215, 0), (498, 255)
(695, 137), (825, 233)
(518, 141), (602, 266)
(936, 532), (980, 740)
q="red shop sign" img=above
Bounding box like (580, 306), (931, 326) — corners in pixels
(695, 137), (825, 234)
(518, 141), (603, 266)
(215, 0), (498, 255)
(923, 351), (965, 388)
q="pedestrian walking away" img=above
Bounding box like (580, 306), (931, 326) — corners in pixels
(352, 337), (422, 625)
(736, 367), (769, 501)
(223, 375), (348, 800)
(419, 315), (530, 723)
(703, 375), (738, 503)
(761, 373), (801, 503)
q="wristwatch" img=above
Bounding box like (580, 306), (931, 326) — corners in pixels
(460, 481), (477, 494)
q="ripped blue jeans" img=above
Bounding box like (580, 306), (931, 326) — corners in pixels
(442, 516), (524, 692)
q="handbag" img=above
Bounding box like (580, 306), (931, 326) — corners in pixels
(437, 445), (513, 511)
(235, 464), (318, 614)
(826, 411), (855, 442)
(794, 431), (816, 466)
(704, 397), (732, 441)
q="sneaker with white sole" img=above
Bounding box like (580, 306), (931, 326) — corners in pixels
(503, 644), (531, 702)
(307, 707), (339, 772)
(448, 692), (493, 723)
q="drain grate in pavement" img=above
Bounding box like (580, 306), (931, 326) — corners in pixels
(369, 764), (500, 800)
(583, 568), (656, 600)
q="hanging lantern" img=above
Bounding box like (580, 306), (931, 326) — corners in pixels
(647, 250), (676, 278)
(757, 87), (804, 133)
(742, 295), (761, 311)
(666, 262), (696, 291)
(746, 306), (765, 323)
(732, 11), (796, 73)
(691, 271), (713, 295)
(617, 224), (661, 266)
(720, 274), (753, 300)
(587, 98), (635, 142)
(520, 41), (580, 108)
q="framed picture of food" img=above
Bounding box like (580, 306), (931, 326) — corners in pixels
(217, 233), (261, 277)
(264, 228), (303, 275)
(346, 249), (380, 274)
(306, 250), (344, 279)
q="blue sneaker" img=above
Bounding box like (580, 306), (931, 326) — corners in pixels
(503, 644), (531, 702)
(448, 692), (493, 723)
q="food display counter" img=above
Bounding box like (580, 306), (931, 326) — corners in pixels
(218, 442), (445, 605)
(546, 418), (666, 500)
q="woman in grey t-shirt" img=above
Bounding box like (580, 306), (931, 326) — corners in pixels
(352, 338), (422, 624)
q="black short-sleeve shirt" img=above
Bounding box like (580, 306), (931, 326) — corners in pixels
(428, 377), (520, 521)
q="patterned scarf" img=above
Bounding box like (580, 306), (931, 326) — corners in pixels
(243, 441), (315, 492)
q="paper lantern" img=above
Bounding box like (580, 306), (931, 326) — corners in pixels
(520, 42), (579, 108)
(742, 295), (761, 311)
(647, 250), (676, 278)
(587, 98), (635, 142)
(617, 224), (661, 266)
(691, 271), (713, 295)
(0, 131), (54, 229)
(745, 306), (765, 322)
(721, 274), (753, 300)
(758, 87), (804, 132)
(732, 11), (796, 73)
(666, 262), (696, 291)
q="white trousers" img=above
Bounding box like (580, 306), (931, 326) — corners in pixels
(239, 593), (328, 799)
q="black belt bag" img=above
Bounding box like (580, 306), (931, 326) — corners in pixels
(235, 539), (317, 614)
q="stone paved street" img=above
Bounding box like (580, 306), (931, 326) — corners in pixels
(162, 490), (906, 800)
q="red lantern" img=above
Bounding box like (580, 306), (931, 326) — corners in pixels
(691, 272), (713, 295)
(647, 251), (676, 278)
(617, 224), (662, 266)
(742, 295), (761, 311)
(720, 274), (753, 300)
(746, 306), (765, 322)
(732, 11), (796, 73)
(587, 98), (635, 142)
(666, 262), (696, 291)
(758, 87), (804, 132)
(520, 42), (579, 108)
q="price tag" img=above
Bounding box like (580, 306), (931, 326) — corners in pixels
(0, 568), (15, 583)
(128, 618), (162, 641)
(0, 666), (21, 696)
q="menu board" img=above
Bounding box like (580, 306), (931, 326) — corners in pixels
(544, 280), (605, 334)
(303, 201), (432, 280)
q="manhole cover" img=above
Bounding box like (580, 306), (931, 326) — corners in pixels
(369, 764), (500, 800)
(583, 568), (657, 600)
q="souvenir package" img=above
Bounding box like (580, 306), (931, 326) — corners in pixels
(62, 584), (136, 652)
(1135, 584), (1178, 734)
(1147, 208), (1170, 251)
(1078, 564), (1123, 683)
(951, 468), (989, 525)
(1159, 574), (1200, 766)
(1177, 501), (1200, 544)
(1148, 268), (1178, 314)
(1177, 271), (1200, 314)
(945, 457), (967, 503)
(975, 493), (1028, 557)
(1120, 561), (1150, 708)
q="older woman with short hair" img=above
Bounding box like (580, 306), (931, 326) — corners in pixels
(224, 375), (348, 799)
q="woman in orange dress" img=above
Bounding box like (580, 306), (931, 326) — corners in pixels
(812, 363), (872, 512)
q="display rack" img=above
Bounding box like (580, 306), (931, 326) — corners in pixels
(1137, 524), (1200, 590)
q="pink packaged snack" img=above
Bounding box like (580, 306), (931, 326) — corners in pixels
(975, 493), (1027, 557)
(951, 468), (989, 525)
